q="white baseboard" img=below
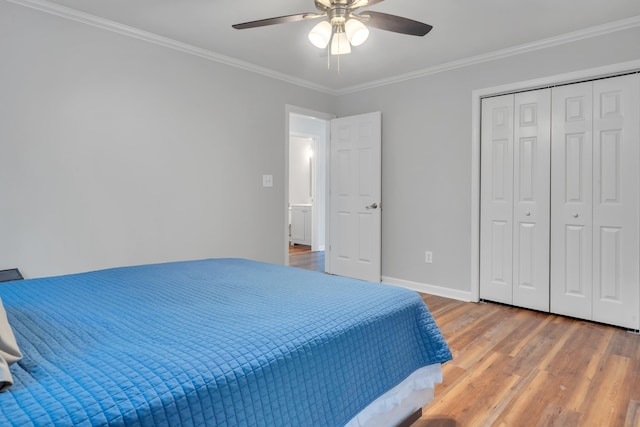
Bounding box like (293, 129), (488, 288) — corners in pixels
(382, 276), (475, 302)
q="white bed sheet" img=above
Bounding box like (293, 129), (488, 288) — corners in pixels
(345, 363), (442, 427)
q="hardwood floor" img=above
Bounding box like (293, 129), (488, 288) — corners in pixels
(417, 295), (640, 427)
(288, 250), (640, 426)
(289, 245), (325, 272)
(289, 244), (312, 256)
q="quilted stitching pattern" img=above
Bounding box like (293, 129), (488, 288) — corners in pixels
(0, 259), (451, 426)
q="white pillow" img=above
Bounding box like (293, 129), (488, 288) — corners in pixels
(0, 297), (22, 392)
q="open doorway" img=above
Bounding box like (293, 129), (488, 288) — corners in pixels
(285, 106), (333, 271)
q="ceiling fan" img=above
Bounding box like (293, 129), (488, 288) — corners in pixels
(232, 0), (433, 56)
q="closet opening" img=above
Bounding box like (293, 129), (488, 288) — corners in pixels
(472, 62), (640, 330)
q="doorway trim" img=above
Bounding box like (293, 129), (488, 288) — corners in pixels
(285, 105), (336, 266)
(470, 59), (640, 302)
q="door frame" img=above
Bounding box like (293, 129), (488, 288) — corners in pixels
(470, 59), (640, 302)
(285, 105), (335, 266)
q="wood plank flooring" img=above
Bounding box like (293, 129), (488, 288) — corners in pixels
(289, 245), (325, 272)
(417, 295), (640, 427)
(288, 250), (640, 426)
(289, 244), (313, 256)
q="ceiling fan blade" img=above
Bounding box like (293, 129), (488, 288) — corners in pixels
(232, 13), (323, 30)
(349, 0), (385, 10)
(315, 0), (332, 11)
(357, 11), (432, 36)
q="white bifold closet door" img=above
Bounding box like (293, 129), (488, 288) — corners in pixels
(551, 74), (640, 329)
(480, 89), (551, 311)
(481, 73), (640, 329)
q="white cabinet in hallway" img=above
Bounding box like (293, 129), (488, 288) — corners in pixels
(290, 204), (312, 246)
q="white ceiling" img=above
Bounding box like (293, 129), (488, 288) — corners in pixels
(21, 0), (640, 92)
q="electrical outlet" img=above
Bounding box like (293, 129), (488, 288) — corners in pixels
(262, 174), (273, 187)
(425, 251), (433, 264)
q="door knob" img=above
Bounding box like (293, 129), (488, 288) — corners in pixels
(366, 203), (378, 210)
(525, 212), (531, 217)
(572, 213), (579, 218)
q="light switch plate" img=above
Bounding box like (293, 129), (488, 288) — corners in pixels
(262, 174), (273, 187)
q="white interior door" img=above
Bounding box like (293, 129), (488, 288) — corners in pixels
(478, 73), (639, 328)
(551, 75), (640, 329)
(480, 89), (551, 310)
(328, 112), (381, 282)
(480, 94), (514, 304)
(550, 81), (594, 320)
(512, 89), (551, 311)
(591, 74), (639, 329)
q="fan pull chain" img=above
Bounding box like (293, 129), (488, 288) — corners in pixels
(327, 44), (330, 70)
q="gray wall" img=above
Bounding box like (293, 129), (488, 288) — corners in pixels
(336, 27), (640, 294)
(0, 2), (334, 278)
(3, 1), (640, 294)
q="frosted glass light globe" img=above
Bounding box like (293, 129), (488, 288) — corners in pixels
(345, 19), (369, 46)
(308, 21), (332, 49)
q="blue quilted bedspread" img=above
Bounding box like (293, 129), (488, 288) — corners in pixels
(0, 259), (451, 426)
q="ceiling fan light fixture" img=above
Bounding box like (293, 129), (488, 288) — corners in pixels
(345, 19), (369, 46)
(331, 30), (351, 55)
(308, 21), (332, 49)
(233, 0), (433, 63)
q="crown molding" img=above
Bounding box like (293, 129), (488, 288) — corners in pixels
(6, 0), (339, 95)
(6, 0), (640, 97)
(337, 15), (640, 95)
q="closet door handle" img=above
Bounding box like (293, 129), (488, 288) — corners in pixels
(366, 203), (378, 210)
(525, 212), (531, 217)
(572, 213), (579, 218)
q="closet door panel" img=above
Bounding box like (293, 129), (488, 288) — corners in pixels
(480, 95), (514, 304)
(592, 74), (640, 329)
(513, 89), (551, 311)
(550, 82), (593, 320)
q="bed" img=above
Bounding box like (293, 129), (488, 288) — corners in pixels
(0, 258), (451, 426)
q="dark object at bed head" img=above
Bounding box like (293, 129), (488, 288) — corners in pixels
(0, 269), (23, 283)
